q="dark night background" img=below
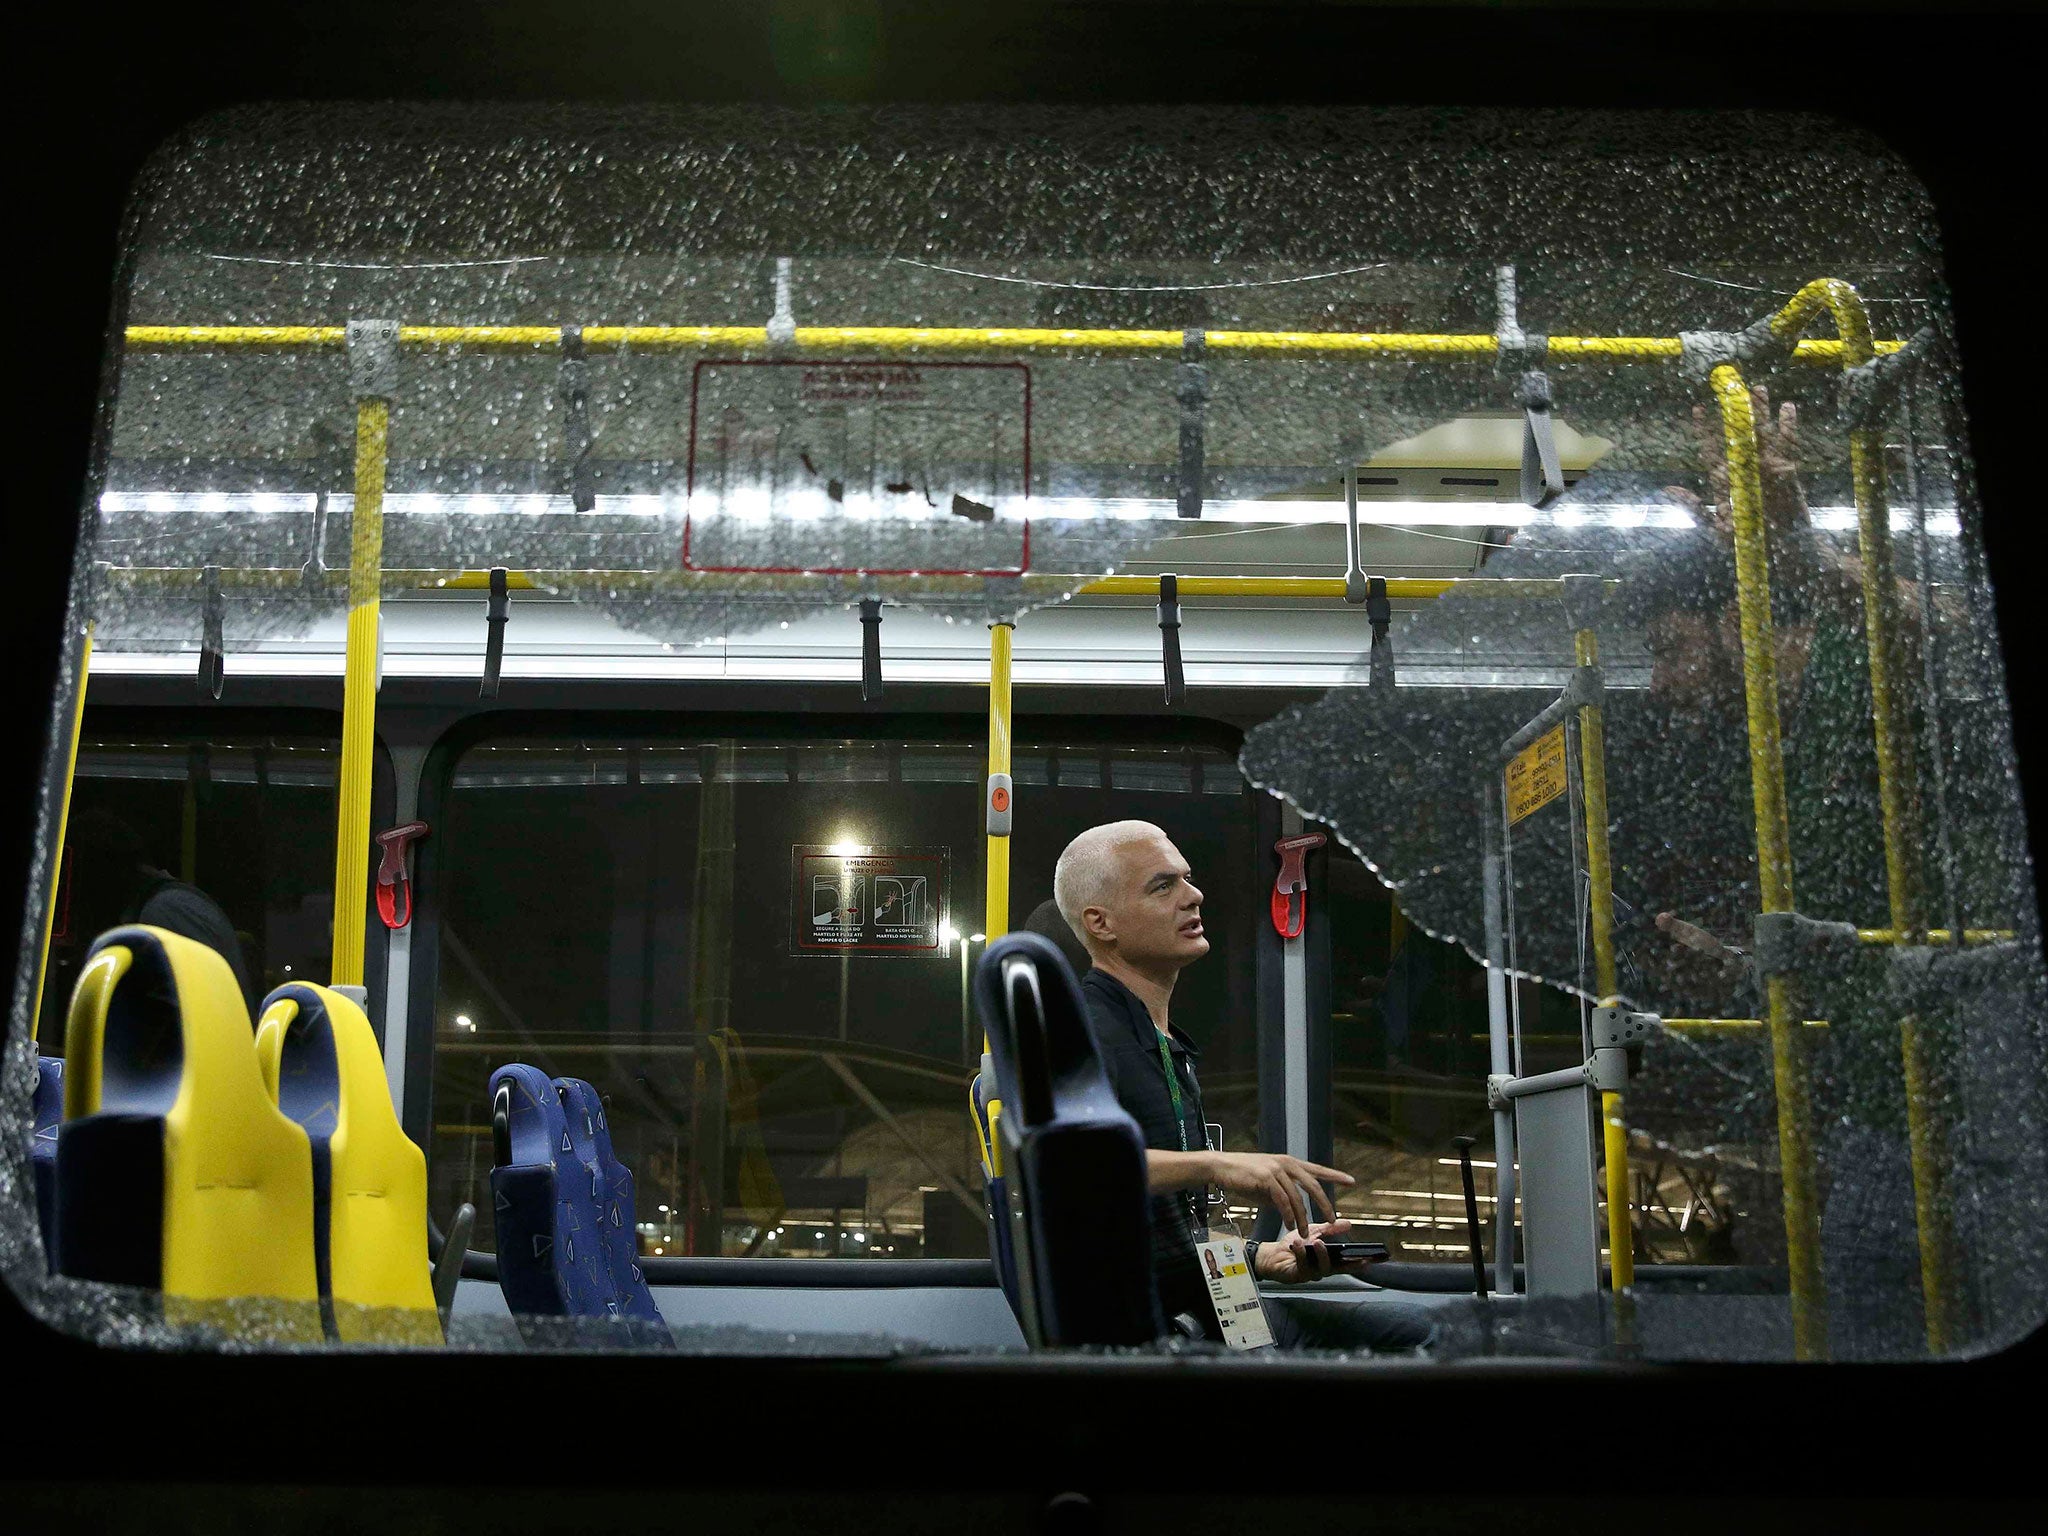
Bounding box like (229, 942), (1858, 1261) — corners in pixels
(7, 2), (2041, 1526)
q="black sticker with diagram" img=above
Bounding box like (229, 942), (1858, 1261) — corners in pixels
(790, 845), (951, 958)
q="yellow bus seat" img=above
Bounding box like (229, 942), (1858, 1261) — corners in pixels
(56, 926), (320, 1340)
(256, 982), (441, 1345)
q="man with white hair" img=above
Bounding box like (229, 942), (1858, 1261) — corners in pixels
(1053, 819), (1436, 1351)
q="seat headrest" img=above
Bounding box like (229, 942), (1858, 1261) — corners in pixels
(489, 1062), (572, 1169)
(553, 1077), (620, 1170)
(972, 931), (1116, 1132)
(67, 925), (256, 1121)
(254, 983), (343, 1142)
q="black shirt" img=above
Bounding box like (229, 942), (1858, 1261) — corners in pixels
(1080, 968), (1210, 1320)
(127, 871), (257, 1015)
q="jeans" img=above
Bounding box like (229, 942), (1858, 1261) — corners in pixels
(1261, 1288), (1441, 1353)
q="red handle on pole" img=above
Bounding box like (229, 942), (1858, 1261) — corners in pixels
(374, 820), (430, 930)
(1270, 831), (1326, 939)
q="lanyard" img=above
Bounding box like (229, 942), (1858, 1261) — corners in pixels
(1155, 1030), (1189, 1152)
(1158, 1028), (1215, 1242)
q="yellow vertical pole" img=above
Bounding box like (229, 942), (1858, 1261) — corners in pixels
(31, 624), (93, 1046)
(1773, 279), (1950, 1354)
(977, 619), (1016, 1179)
(330, 327), (395, 988)
(1575, 627), (1632, 1292)
(1712, 364), (1827, 1359)
(1847, 432), (1921, 937)
(1853, 407), (1953, 1356)
(985, 621), (1014, 941)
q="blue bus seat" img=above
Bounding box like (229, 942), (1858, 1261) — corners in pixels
(255, 982), (441, 1344)
(55, 926), (321, 1339)
(30, 1057), (63, 1272)
(972, 932), (1162, 1348)
(552, 1075), (663, 1326)
(486, 1062), (624, 1324)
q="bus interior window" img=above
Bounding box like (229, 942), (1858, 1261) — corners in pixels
(38, 726), (388, 1049)
(427, 734), (1261, 1263)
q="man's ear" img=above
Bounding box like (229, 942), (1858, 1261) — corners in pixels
(1081, 905), (1114, 946)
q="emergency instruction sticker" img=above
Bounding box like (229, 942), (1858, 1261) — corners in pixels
(1198, 1236), (1274, 1351)
(1505, 724), (1569, 825)
(683, 359), (1032, 577)
(789, 845), (950, 958)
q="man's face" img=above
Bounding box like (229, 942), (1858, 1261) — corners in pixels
(1094, 828), (1208, 970)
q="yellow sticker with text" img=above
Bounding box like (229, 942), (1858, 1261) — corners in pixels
(1506, 724), (1568, 825)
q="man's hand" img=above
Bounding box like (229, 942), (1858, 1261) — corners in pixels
(1253, 1219), (1383, 1284)
(1204, 1151), (1353, 1235)
(1654, 911), (1748, 972)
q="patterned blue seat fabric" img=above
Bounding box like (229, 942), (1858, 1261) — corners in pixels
(30, 1058), (63, 1273)
(553, 1076), (662, 1323)
(488, 1063), (616, 1320)
(488, 1063), (670, 1344)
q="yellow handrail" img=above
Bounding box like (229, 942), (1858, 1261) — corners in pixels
(1663, 1018), (1830, 1033)
(1773, 277), (1953, 1356)
(985, 622), (1013, 942)
(329, 396), (388, 989)
(1857, 928), (2011, 945)
(978, 621), (1015, 1183)
(1573, 625), (1632, 1294)
(1712, 362), (1827, 1360)
(122, 322), (1908, 360)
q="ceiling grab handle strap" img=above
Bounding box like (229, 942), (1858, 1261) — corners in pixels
(1366, 574), (1395, 693)
(1341, 445), (1369, 605)
(1518, 369), (1566, 509)
(1496, 270), (1566, 510)
(558, 324), (596, 513)
(198, 564), (225, 700)
(1270, 830), (1327, 939)
(480, 566), (509, 700)
(860, 597), (884, 701)
(1157, 572), (1185, 706)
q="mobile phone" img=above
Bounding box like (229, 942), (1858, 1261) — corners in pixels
(1317, 1241), (1390, 1264)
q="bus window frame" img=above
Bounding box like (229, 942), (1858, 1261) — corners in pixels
(404, 702), (1280, 1282)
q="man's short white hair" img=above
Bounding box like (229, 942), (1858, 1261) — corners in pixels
(1053, 820), (1166, 943)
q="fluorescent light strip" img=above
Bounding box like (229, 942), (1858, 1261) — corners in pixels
(96, 488), (1965, 535)
(82, 650), (1391, 688)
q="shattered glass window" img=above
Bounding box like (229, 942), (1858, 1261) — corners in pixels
(7, 105), (2041, 1361)
(1240, 283), (2044, 1361)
